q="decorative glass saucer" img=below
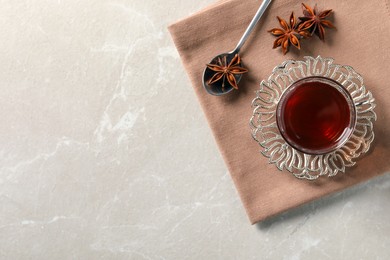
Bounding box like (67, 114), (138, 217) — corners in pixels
(249, 56), (376, 180)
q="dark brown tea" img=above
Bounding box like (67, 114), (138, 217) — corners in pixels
(276, 77), (355, 154)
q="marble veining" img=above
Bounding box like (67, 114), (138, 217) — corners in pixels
(0, 0), (389, 259)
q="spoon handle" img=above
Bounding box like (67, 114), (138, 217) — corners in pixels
(233, 0), (272, 53)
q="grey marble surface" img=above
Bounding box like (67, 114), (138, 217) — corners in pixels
(0, 0), (389, 259)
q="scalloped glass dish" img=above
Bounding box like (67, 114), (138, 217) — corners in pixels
(250, 56), (376, 180)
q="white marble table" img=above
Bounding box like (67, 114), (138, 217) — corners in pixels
(0, 0), (389, 259)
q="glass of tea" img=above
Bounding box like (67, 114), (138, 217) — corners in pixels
(276, 76), (356, 155)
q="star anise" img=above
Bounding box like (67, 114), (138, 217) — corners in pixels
(268, 12), (309, 55)
(298, 3), (336, 41)
(206, 54), (248, 90)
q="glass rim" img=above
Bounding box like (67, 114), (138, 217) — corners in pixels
(275, 76), (357, 155)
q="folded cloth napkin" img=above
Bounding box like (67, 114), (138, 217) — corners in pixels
(168, 0), (390, 224)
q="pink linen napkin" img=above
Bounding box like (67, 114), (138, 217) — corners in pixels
(168, 0), (390, 224)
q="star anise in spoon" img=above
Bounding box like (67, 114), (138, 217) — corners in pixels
(268, 12), (309, 54)
(206, 54), (248, 90)
(298, 3), (336, 41)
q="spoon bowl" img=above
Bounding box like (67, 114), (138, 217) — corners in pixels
(202, 52), (243, 96)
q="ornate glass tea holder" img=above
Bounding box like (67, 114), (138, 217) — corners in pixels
(250, 56), (376, 180)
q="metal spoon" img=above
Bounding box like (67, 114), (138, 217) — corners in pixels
(202, 0), (272, 96)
